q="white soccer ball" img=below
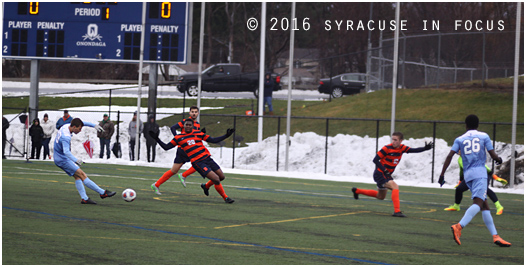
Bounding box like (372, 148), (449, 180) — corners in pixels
(122, 188), (136, 202)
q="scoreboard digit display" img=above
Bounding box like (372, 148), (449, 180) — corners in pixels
(2, 2), (189, 64)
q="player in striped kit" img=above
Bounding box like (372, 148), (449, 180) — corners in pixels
(151, 105), (202, 194)
(150, 119), (236, 203)
(352, 132), (433, 217)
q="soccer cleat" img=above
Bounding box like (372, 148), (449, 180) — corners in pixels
(352, 187), (359, 200)
(392, 211), (406, 217)
(451, 223), (462, 245)
(224, 197), (235, 204)
(454, 180), (462, 188)
(178, 174), (187, 188)
(81, 198), (97, 204)
(201, 183), (209, 196)
(493, 235), (511, 247)
(493, 175), (508, 186)
(444, 204), (460, 211)
(100, 190), (116, 199)
(496, 206), (504, 215)
(151, 183), (161, 195)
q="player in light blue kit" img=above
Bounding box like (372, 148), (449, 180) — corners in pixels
(54, 118), (116, 204)
(438, 114), (510, 247)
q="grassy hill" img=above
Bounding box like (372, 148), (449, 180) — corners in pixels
(3, 80), (523, 145)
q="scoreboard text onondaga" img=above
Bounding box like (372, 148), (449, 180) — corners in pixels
(2, 2), (189, 64)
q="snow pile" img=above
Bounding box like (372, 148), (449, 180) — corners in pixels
(5, 120), (523, 195)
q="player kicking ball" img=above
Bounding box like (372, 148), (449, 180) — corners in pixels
(439, 114), (510, 247)
(352, 132), (433, 217)
(54, 118), (116, 204)
(150, 119), (236, 203)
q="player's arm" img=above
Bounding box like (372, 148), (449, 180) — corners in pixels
(407, 142), (433, 153)
(83, 121), (104, 132)
(170, 122), (183, 135)
(488, 150), (503, 165)
(372, 154), (389, 174)
(203, 128), (235, 143)
(60, 138), (78, 163)
(438, 150), (457, 186)
(148, 130), (176, 151)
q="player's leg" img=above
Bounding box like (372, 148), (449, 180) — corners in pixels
(181, 166), (196, 180)
(74, 168), (115, 197)
(209, 163), (234, 203)
(352, 170), (385, 199)
(385, 180), (404, 217)
(151, 163), (183, 194)
(173, 148), (190, 188)
(56, 160), (95, 204)
(486, 188), (503, 215)
(451, 179), (486, 245)
(445, 180), (468, 211)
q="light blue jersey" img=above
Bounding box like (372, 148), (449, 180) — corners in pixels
(451, 130), (494, 182)
(53, 122), (96, 176)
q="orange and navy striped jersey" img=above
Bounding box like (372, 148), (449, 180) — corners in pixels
(169, 129), (210, 163)
(170, 117), (200, 135)
(177, 117), (201, 130)
(376, 144), (411, 173)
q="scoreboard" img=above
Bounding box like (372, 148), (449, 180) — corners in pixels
(2, 2), (189, 64)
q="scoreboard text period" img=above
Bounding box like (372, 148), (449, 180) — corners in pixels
(3, 2), (189, 64)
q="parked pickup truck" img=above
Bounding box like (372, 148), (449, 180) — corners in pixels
(176, 63), (281, 97)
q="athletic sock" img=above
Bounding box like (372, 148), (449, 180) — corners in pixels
(75, 179), (89, 200)
(454, 187), (464, 204)
(356, 188), (378, 198)
(156, 170), (175, 187)
(182, 167), (196, 179)
(392, 189), (401, 213)
(214, 183), (228, 199)
(83, 177), (105, 195)
(459, 204), (481, 228)
(205, 180), (214, 189)
(482, 210), (498, 236)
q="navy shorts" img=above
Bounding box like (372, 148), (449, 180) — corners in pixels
(174, 147), (191, 164)
(373, 170), (392, 189)
(192, 157), (220, 178)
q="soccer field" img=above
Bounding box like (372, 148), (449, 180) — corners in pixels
(2, 160), (523, 265)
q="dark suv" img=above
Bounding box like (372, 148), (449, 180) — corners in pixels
(318, 73), (366, 98)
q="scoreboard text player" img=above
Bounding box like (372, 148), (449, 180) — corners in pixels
(2, 2), (189, 64)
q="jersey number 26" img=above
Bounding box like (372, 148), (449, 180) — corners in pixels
(463, 138), (481, 155)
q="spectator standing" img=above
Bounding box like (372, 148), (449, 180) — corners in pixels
(56, 110), (73, 130)
(29, 118), (44, 159)
(128, 111), (143, 161)
(41, 113), (55, 160)
(143, 115), (159, 162)
(263, 72), (275, 115)
(3, 115), (9, 159)
(97, 114), (115, 159)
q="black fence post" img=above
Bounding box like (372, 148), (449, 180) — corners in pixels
(324, 118), (329, 174)
(109, 89), (112, 117)
(277, 116), (281, 171)
(232, 115), (236, 169)
(432, 121), (436, 183)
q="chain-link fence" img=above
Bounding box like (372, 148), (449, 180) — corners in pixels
(369, 31), (521, 90)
